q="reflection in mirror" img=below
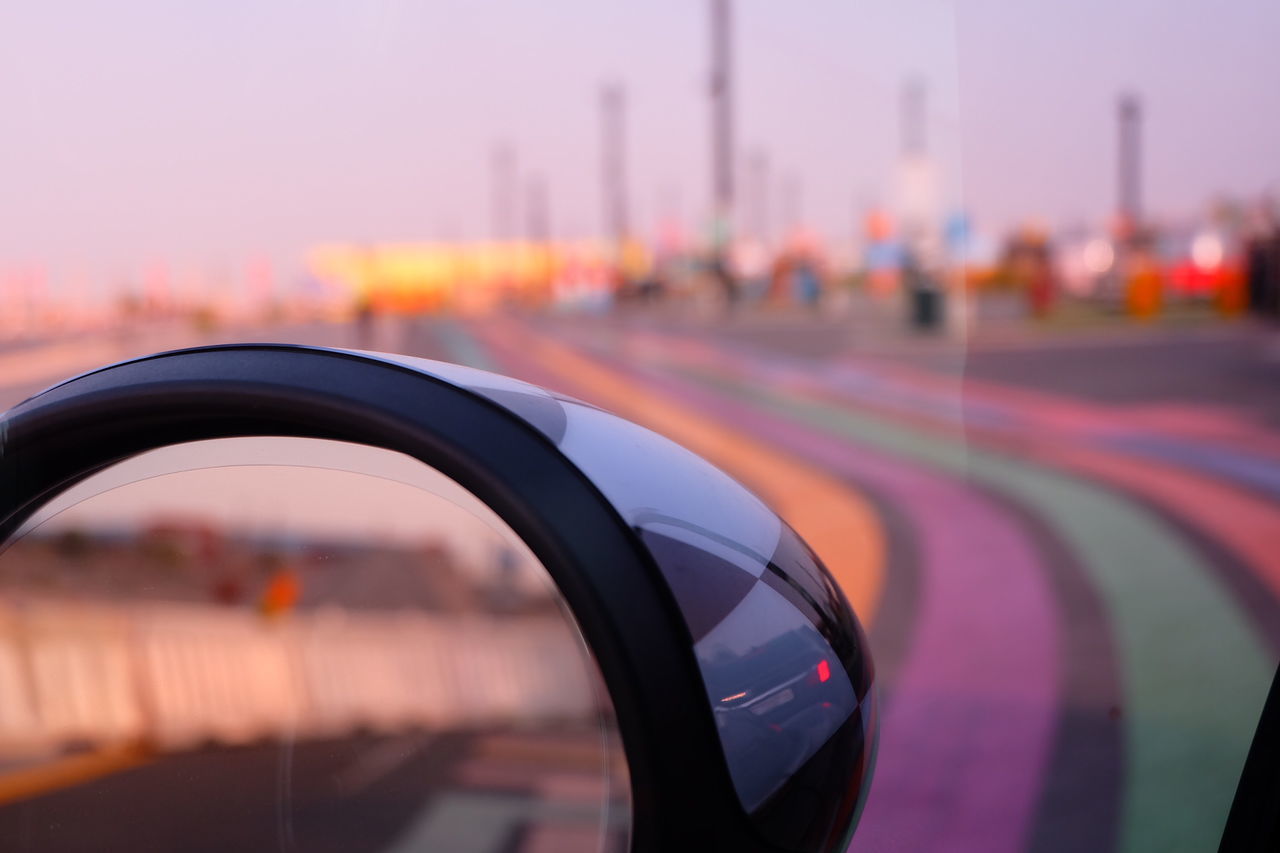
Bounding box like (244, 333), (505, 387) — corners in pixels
(0, 438), (629, 852)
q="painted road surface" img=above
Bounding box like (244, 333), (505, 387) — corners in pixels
(437, 314), (1279, 853)
(1, 315), (1277, 852)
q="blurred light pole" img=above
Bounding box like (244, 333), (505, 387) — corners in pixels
(898, 77), (931, 244)
(601, 83), (630, 251)
(709, 0), (735, 268)
(899, 77), (944, 332)
(1118, 93), (1143, 233)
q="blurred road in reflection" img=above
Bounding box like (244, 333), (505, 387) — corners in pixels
(0, 729), (622, 852)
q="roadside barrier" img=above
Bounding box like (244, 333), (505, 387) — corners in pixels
(0, 600), (596, 758)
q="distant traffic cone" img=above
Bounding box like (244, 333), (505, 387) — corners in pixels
(1127, 266), (1163, 320)
(260, 567), (301, 617)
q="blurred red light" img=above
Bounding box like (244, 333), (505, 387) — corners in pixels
(817, 659), (831, 683)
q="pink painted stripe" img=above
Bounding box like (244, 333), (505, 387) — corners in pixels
(645, 372), (1060, 853)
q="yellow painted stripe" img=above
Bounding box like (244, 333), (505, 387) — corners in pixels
(499, 322), (886, 625)
(0, 744), (148, 805)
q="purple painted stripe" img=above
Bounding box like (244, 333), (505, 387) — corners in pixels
(571, 347), (1062, 853)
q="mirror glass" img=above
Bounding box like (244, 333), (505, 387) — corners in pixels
(0, 437), (629, 852)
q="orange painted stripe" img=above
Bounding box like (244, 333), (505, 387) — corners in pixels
(0, 744), (148, 805)
(496, 321), (887, 625)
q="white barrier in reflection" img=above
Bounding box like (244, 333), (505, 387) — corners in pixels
(137, 606), (307, 748)
(0, 602), (597, 755)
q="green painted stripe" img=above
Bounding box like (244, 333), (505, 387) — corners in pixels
(667, 364), (1272, 853)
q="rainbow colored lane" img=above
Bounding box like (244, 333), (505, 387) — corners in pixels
(0, 316), (1276, 852)
(422, 315), (1279, 853)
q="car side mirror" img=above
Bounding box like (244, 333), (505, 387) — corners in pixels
(0, 344), (876, 852)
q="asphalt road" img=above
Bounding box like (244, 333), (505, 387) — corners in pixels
(0, 729), (622, 853)
(958, 328), (1280, 426)
(627, 312), (1280, 426)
